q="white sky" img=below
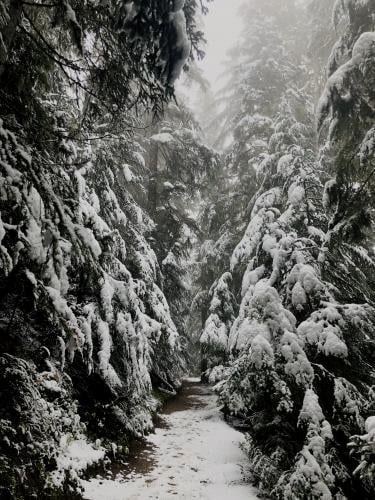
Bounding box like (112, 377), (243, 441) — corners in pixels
(199, 0), (244, 89)
(177, 0), (244, 106)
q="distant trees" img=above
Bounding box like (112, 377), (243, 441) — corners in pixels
(142, 102), (220, 358)
(200, 272), (235, 380)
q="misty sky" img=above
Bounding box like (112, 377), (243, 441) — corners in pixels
(177, 0), (244, 105)
(199, 0), (244, 89)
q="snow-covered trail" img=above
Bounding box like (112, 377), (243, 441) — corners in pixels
(82, 380), (260, 500)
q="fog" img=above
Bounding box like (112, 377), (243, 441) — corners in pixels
(199, 0), (244, 89)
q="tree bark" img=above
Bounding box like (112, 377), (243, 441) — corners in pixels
(148, 140), (159, 214)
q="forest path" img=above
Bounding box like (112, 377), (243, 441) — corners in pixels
(82, 379), (260, 500)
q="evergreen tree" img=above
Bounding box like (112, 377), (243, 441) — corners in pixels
(195, 0), (309, 378)
(317, 0), (375, 496)
(0, 1), (209, 496)
(307, 0), (337, 99)
(213, 1), (375, 498)
(199, 272), (236, 382)
(143, 101), (220, 366)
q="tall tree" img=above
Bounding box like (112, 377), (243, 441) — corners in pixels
(211, 1), (375, 498)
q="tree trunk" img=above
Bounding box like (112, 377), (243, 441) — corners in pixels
(148, 140), (159, 214)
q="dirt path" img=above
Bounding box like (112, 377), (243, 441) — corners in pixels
(82, 379), (259, 500)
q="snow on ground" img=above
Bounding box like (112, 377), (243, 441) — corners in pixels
(82, 382), (259, 500)
(183, 376), (201, 383)
(52, 438), (106, 487)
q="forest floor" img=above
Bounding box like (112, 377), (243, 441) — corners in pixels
(82, 379), (260, 499)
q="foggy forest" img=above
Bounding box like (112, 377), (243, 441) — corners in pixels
(0, 0), (375, 499)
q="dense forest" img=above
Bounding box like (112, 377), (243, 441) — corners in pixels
(0, 0), (374, 498)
